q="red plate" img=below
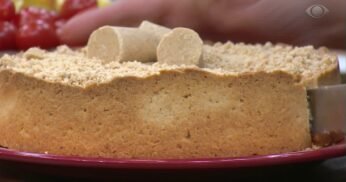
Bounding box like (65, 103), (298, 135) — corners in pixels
(0, 144), (345, 180)
(0, 144), (345, 170)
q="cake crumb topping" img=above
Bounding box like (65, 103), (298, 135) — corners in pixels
(0, 42), (338, 88)
(202, 42), (336, 80)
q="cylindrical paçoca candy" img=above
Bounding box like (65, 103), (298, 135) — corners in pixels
(139, 21), (171, 41)
(87, 26), (158, 63)
(157, 28), (203, 66)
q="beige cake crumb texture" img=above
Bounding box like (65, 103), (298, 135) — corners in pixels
(0, 46), (200, 87)
(0, 68), (311, 158)
(157, 28), (203, 66)
(202, 42), (340, 88)
(0, 41), (340, 88)
(87, 26), (158, 63)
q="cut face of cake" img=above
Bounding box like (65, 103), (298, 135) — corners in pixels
(0, 41), (340, 159)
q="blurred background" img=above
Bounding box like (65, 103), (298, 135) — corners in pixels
(0, 0), (346, 82)
(0, 0), (113, 50)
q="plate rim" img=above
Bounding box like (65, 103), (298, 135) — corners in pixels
(0, 143), (345, 169)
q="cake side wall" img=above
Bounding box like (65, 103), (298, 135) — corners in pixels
(0, 70), (311, 158)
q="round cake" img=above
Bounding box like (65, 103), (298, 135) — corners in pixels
(0, 41), (340, 159)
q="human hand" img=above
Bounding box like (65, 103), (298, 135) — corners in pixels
(58, 0), (345, 48)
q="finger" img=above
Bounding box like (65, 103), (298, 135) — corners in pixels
(58, 0), (168, 46)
